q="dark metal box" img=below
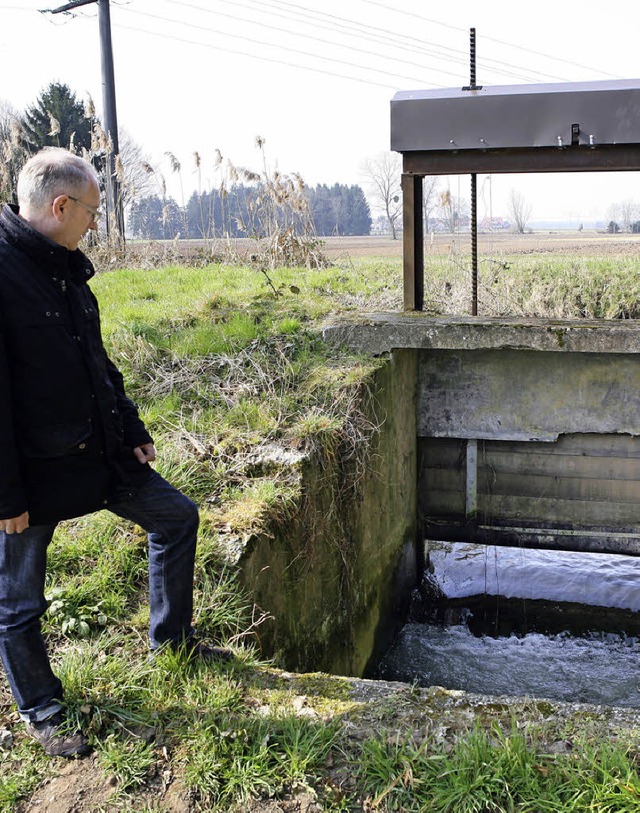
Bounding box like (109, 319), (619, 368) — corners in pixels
(391, 78), (640, 152)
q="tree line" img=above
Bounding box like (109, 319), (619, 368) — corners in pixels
(128, 183), (371, 240)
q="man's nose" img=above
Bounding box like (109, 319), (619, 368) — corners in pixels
(88, 220), (98, 231)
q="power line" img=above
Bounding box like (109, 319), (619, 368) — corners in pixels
(150, 0), (471, 84)
(208, 0), (567, 82)
(357, 0), (622, 80)
(198, 0), (620, 83)
(162, 0), (479, 69)
(0, 0), (629, 84)
(41, 0), (553, 88)
(111, 20), (407, 90)
(162, 0), (489, 80)
(123, 0), (564, 89)
(160, 0), (572, 84)
(179, 0), (470, 81)
(115, 5), (440, 86)
(169, 0), (438, 56)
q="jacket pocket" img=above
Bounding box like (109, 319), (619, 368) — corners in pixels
(21, 418), (94, 459)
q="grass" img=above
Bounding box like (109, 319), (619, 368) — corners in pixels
(420, 252), (640, 319)
(181, 715), (338, 807)
(357, 724), (640, 812)
(97, 733), (157, 792)
(3, 249), (640, 811)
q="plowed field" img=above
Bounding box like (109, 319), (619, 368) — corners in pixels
(321, 231), (640, 258)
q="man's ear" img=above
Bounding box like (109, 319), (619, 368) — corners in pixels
(51, 194), (69, 222)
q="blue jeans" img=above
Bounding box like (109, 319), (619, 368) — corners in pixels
(0, 470), (198, 722)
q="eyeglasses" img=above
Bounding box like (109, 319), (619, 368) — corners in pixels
(67, 195), (103, 223)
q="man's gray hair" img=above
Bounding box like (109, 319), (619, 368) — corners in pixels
(17, 147), (99, 210)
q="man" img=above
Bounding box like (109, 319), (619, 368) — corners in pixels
(0, 147), (224, 758)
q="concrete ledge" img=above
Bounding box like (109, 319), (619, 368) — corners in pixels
(322, 313), (640, 355)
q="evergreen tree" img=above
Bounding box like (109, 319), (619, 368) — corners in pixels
(128, 196), (162, 239)
(184, 187), (252, 239)
(329, 183), (348, 235)
(21, 83), (91, 154)
(180, 179), (371, 241)
(306, 183), (371, 235)
(345, 185), (372, 235)
(128, 195), (182, 239)
(307, 184), (331, 235)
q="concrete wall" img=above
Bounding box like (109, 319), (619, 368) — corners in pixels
(236, 350), (419, 676)
(418, 349), (640, 441)
(324, 314), (640, 557)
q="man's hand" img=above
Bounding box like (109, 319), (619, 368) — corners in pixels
(0, 511), (30, 534)
(133, 443), (156, 465)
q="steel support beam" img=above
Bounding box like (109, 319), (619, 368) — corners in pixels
(403, 144), (640, 176)
(402, 173), (423, 311)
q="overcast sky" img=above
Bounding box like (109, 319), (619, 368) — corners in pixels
(1, 0), (640, 222)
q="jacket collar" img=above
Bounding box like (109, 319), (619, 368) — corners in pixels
(0, 203), (96, 284)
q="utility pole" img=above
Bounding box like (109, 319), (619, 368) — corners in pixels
(41, 0), (124, 244)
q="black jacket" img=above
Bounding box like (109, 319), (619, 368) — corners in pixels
(0, 203), (153, 525)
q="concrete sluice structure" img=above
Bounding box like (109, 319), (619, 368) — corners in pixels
(233, 315), (640, 679)
(319, 314), (640, 696)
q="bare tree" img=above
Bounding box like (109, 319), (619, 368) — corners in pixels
(116, 129), (158, 211)
(618, 198), (638, 232)
(362, 152), (402, 239)
(508, 189), (533, 233)
(422, 176), (439, 234)
(607, 199), (638, 233)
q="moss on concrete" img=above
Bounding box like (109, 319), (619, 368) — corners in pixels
(232, 350), (418, 677)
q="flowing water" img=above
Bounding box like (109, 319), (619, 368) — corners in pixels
(374, 541), (640, 708)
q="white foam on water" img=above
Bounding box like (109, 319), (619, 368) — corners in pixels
(426, 542), (640, 611)
(378, 623), (640, 707)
